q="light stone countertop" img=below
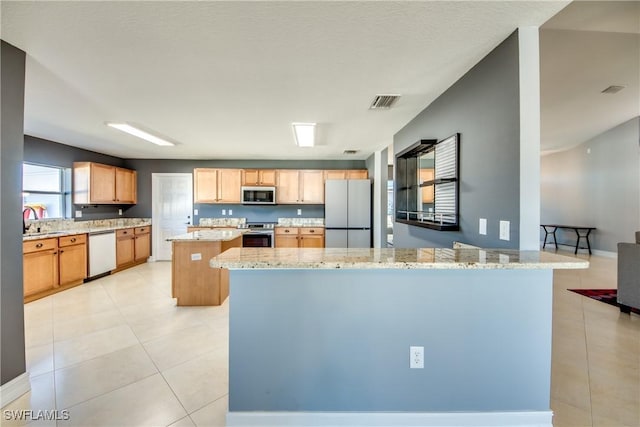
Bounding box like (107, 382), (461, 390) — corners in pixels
(23, 221), (152, 241)
(167, 229), (245, 242)
(210, 248), (589, 270)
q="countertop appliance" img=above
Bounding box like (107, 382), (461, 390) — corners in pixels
(241, 186), (276, 205)
(88, 230), (116, 278)
(239, 222), (275, 247)
(325, 179), (371, 248)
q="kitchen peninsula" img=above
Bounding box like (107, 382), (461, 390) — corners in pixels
(211, 247), (588, 427)
(168, 229), (243, 306)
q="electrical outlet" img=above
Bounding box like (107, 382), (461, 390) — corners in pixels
(222, 209), (226, 216)
(228, 209), (233, 216)
(499, 220), (510, 241)
(410, 346), (424, 369)
(118, 209), (123, 216)
(297, 209), (302, 216)
(194, 209), (199, 215)
(75, 210), (82, 218)
(479, 218), (487, 235)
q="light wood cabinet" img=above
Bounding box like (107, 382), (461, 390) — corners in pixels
(116, 227), (151, 270)
(275, 227), (325, 248)
(276, 170), (324, 204)
(324, 170), (368, 180)
(73, 162), (137, 204)
(58, 234), (87, 287)
(194, 168), (242, 203)
(134, 226), (151, 262)
(24, 234), (87, 302)
(242, 169), (276, 186)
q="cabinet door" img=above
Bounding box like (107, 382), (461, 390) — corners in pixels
(275, 235), (299, 248)
(115, 168), (137, 204)
(116, 229), (135, 267)
(300, 234), (324, 248)
(324, 170), (346, 180)
(194, 168), (218, 203)
(242, 170), (260, 186)
(259, 170), (277, 185)
(59, 243), (87, 286)
(347, 170), (369, 179)
(276, 170), (300, 203)
(90, 163), (116, 203)
(217, 169), (242, 203)
(135, 232), (151, 261)
(300, 170), (324, 204)
(24, 249), (58, 296)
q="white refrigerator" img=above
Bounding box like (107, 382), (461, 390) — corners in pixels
(325, 179), (371, 248)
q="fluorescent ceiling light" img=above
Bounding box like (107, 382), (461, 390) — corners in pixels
(106, 122), (175, 146)
(292, 123), (316, 147)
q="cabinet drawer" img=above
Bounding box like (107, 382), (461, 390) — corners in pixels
(23, 238), (57, 254)
(116, 228), (134, 238)
(134, 226), (150, 235)
(59, 234), (87, 247)
(275, 227), (298, 235)
(300, 227), (324, 235)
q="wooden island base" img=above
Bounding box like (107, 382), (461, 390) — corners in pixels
(170, 232), (242, 306)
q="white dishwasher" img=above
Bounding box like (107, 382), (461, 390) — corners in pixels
(88, 230), (116, 279)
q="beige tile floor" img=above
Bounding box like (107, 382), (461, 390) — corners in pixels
(3, 251), (639, 427)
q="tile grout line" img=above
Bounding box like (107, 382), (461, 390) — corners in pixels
(579, 266), (595, 427)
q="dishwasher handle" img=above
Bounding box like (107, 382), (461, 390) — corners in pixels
(89, 230), (116, 236)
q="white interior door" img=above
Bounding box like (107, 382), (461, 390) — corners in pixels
(152, 173), (193, 261)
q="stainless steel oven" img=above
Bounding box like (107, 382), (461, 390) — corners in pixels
(240, 223), (275, 247)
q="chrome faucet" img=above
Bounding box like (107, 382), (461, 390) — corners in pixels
(23, 207), (38, 234)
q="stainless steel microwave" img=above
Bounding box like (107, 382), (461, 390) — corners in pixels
(241, 186), (276, 204)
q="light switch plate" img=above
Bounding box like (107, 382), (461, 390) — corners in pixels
(228, 209), (233, 216)
(194, 209), (199, 215)
(479, 218), (487, 235)
(222, 209), (226, 216)
(75, 210), (82, 218)
(297, 209), (302, 216)
(118, 209), (123, 216)
(499, 220), (510, 241)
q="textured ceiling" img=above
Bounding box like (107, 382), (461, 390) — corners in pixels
(1, 1), (569, 160)
(540, 1), (640, 154)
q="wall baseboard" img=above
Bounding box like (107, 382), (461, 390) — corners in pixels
(0, 372), (30, 408)
(226, 410), (553, 426)
(591, 249), (617, 258)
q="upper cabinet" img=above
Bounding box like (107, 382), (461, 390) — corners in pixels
(73, 162), (137, 205)
(242, 169), (276, 186)
(194, 168), (242, 203)
(276, 170), (324, 204)
(324, 170), (368, 180)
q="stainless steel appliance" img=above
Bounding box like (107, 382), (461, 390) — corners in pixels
(239, 222), (275, 247)
(88, 230), (116, 278)
(325, 179), (371, 248)
(241, 187), (276, 205)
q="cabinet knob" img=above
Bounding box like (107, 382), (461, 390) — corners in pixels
(70, 238), (76, 243)
(123, 231), (127, 234)
(35, 243), (43, 248)
(310, 230), (315, 233)
(284, 230), (289, 233)
(59, 250), (64, 254)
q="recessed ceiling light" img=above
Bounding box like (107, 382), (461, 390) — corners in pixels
(601, 85), (626, 94)
(292, 123), (316, 147)
(106, 122), (175, 146)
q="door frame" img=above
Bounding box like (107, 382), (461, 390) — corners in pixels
(151, 173), (193, 262)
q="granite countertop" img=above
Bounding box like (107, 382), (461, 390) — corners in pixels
(167, 229), (245, 242)
(23, 221), (152, 241)
(210, 248), (589, 270)
(277, 218), (324, 227)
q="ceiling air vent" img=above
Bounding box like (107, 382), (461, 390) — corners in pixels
(601, 85), (625, 94)
(343, 150), (358, 155)
(369, 94), (401, 110)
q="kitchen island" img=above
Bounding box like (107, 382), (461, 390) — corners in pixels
(211, 247), (588, 427)
(168, 229), (243, 306)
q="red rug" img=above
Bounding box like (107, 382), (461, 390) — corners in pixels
(568, 289), (640, 315)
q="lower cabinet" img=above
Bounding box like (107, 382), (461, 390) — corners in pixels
(116, 226), (151, 270)
(23, 234), (87, 302)
(275, 227), (325, 248)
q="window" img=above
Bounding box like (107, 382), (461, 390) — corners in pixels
(395, 134), (459, 231)
(22, 163), (71, 219)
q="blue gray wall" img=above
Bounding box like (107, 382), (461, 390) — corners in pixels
(229, 268), (553, 412)
(393, 31), (521, 249)
(194, 204), (324, 224)
(1, 41), (27, 386)
(541, 117), (640, 252)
